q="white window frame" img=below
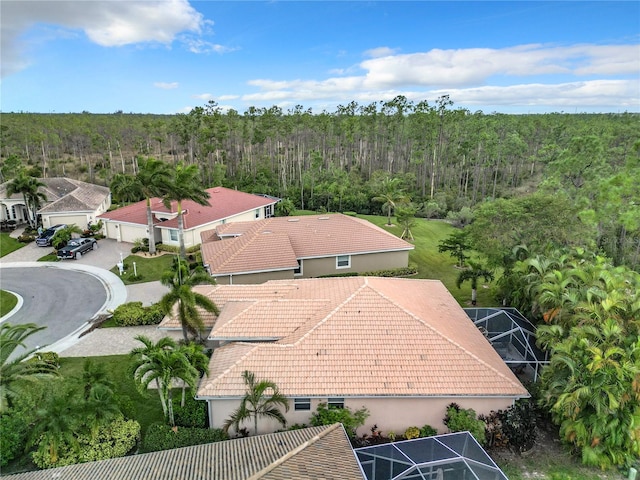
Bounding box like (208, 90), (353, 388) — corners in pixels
(336, 255), (351, 269)
(294, 398), (311, 411)
(255, 208), (260, 219)
(294, 259), (303, 276)
(328, 397), (344, 409)
(169, 229), (178, 242)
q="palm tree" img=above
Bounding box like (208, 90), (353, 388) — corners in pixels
(109, 173), (142, 205)
(6, 171), (46, 228)
(51, 223), (84, 250)
(223, 370), (289, 436)
(129, 335), (200, 426)
(180, 342), (210, 407)
(456, 261), (494, 305)
(27, 386), (81, 465)
(372, 176), (408, 226)
(162, 162), (211, 258)
(160, 257), (219, 342)
(0, 323), (58, 412)
(77, 359), (121, 438)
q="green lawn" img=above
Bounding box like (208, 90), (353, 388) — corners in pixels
(0, 289), (18, 316)
(109, 254), (175, 284)
(361, 215), (496, 306)
(0, 232), (24, 257)
(58, 355), (165, 436)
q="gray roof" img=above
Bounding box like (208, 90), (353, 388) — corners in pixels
(0, 177), (109, 214)
(5, 424), (364, 480)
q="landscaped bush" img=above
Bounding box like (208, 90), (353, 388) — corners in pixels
(443, 403), (486, 445)
(419, 424), (438, 438)
(499, 400), (537, 453)
(110, 301), (164, 326)
(17, 234), (35, 243)
(156, 243), (202, 254)
(173, 396), (208, 428)
(32, 417), (140, 469)
(404, 426), (420, 440)
(29, 351), (60, 369)
(140, 424), (228, 453)
(310, 402), (369, 437)
(0, 413), (28, 467)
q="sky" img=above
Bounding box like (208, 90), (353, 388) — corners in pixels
(1, 1), (639, 115)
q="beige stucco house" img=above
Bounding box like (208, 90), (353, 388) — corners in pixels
(191, 277), (529, 436)
(200, 214), (414, 284)
(0, 177), (111, 229)
(98, 187), (278, 248)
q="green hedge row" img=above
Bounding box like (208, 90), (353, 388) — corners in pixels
(141, 424), (228, 453)
(110, 302), (164, 327)
(318, 265), (418, 279)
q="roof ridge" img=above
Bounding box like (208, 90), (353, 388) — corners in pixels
(248, 424), (343, 480)
(289, 278), (367, 347)
(366, 280), (525, 391)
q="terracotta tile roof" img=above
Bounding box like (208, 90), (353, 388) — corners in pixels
(0, 177), (110, 214)
(202, 214), (413, 275)
(5, 424), (363, 480)
(99, 187), (277, 230)
(197, 277), (528, 399)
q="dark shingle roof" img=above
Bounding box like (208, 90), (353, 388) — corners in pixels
(5, 424), (363, 480)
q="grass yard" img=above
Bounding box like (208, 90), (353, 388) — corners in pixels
(58, 355), (165, 436)
(0, 289), (18, 316)
(0, 232), (24, 257)
(361, 215), (496, 306)
(109, 254), (175, 284)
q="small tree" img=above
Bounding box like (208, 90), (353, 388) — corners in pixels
(51, 224), (83, 250)
(444, 403), (486, 445)
(223, 370), (289, 436)
(456, 261), (494, 305)
(438, 230), (471, 268)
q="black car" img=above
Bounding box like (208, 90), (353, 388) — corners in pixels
(57, 237), (98, 260)
(36, 224), (67, 247)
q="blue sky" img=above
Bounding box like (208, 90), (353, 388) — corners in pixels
(1, 1), (639, 114)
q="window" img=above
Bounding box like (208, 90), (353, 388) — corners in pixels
(255, 208), (260, 219)
(294, 398), (311, 411)
(336, 255), (351, 269)
(294, 259), (303, 276)
(169, 229), (178, 241)
(328, 398), (344, 409)
(265, 204), (274, 218)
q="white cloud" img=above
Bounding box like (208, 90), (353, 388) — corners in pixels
(1, 0), (206, 77)
(192, 93), (214, 100)
(236, 43), (639, 111)
(182, 38), (236, 54)
(364, 46), (399, 58)
(154, 82), (179, 90)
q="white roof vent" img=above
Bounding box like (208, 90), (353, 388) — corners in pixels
(288, 218), (300, 222)
(318, 216), (329, 220)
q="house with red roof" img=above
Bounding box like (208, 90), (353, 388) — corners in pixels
(98, 187), (278, 249)
(194, 277), (529, 435)
(199, 213), (414, 284)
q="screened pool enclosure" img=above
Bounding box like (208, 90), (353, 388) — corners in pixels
(355, 432), (508, 480)
(464, 307), (550, 381)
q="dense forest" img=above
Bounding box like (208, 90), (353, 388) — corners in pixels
(2, 96), (638, 269)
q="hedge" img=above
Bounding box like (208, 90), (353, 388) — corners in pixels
(110, 302), (164, 327)
(141, 424), (228, 453)
(318, 265), (418, 279)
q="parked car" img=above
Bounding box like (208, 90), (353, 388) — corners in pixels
(57, 237), (98, 260)
(36, 224), (67, 246)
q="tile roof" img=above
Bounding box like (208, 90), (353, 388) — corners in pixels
(99, 187), (277, 230)
(202, 214), (414, 275)
(197, 277), (529, 399)
(5, 424), (363, 480)
(0, 177), (110, 213)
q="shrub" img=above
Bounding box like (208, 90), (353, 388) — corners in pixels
(173, 396), (208, 428)
(0, 413), (28, 467)
(443, 403), (486, 445)
(32, 417), (140, 469)
(29, 351), (60, 369)
(141, 424), (228, 453)
(404, 426), (420, 440)
(110, 301), (164, 326)
(419, 424), (438, 438)
(499, 400), (537, 453)
(310, 402), (369, 437)
(17, 234), (35, 243)
(318, 265), (418, 279)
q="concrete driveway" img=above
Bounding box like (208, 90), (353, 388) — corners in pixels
(1, 231), (170, 356)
